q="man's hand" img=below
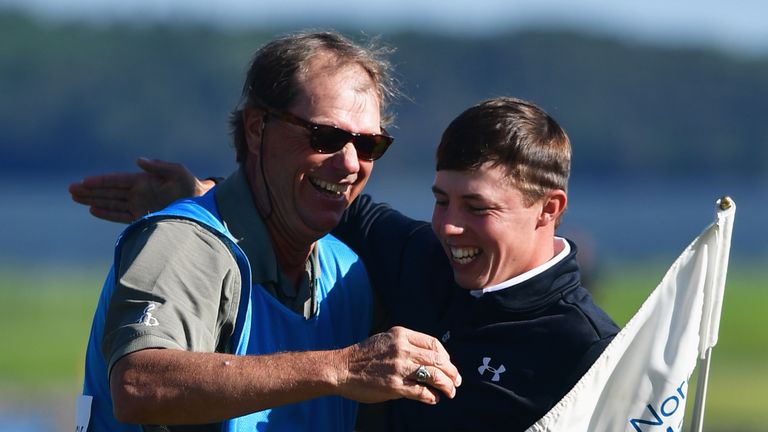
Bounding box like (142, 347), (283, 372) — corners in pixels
(68, 158), (212, 223)
(109, 327), (462, 425)
(335, 326), (462, 405)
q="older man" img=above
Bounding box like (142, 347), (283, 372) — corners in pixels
(76, 31), (460, 432)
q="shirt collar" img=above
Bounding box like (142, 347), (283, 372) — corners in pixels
(214, 166), (279, 285)
(470, 237), (571, 298)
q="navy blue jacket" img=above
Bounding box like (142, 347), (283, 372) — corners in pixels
(334, 195), (619, 431)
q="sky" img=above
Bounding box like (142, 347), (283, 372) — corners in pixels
(3, 0), (768, 55)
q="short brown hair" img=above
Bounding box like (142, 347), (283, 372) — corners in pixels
(436, 97), (571, 206)
(229, 31), (399, 163)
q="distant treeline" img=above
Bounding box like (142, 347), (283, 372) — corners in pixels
(2, 11), (767, 178)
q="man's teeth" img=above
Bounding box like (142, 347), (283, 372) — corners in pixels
(451, 247), (481, 264)
(312, 178), (349, 195)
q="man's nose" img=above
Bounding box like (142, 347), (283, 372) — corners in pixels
(333, 142), (361, 173)
(441, 221), (464, 236)
(435, 208), (464, 236)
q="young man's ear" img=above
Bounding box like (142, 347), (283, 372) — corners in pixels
(538, 189), (567, 228)
(243, 108), (266, 156)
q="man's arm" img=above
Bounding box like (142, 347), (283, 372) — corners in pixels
(334, 194), (426, 256)
(111, 327), (461, 424)
(68, 158), (212, 223)
(105, 219), (461, 426)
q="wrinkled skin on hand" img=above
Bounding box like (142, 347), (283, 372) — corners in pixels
(337, 326), (462, 405)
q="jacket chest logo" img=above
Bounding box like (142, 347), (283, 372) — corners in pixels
(478, 357), (506, 382)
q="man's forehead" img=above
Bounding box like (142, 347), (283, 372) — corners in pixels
(292, 70), (380, 122)
(299, 53), (374, 90)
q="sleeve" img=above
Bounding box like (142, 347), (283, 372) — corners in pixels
(101, 219), (241, 373)
(559, 287), (620, 396)
(333, 194), (430, 271)
(332, 195), (420, 292)
(333, 194), (453, 331)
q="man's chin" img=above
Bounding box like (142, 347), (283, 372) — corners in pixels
(305, 214), (345, 236)
(452, 271), (484, 291)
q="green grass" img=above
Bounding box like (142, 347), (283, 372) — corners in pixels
(0, 262), (766, 429)
(0, 267), (102, 391)
(594, 263), (768, 429)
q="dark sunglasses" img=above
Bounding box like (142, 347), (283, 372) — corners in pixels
(256, 103), (394, 161)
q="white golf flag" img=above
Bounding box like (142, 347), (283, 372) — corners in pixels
(526, 198), (735, 432)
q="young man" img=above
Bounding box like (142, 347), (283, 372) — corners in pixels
(334, 98), (619, 430)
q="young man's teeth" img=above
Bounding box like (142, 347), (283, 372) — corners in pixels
(312, 178), (348, 195)
(451, 247), (480, 264)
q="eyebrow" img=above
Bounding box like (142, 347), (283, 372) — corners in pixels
(431, 185), (485, 200)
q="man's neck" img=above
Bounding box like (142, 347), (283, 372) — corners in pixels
(268, 231), (315, 288)
(244, 163), (319, 287)
(470, 237), (570, 297)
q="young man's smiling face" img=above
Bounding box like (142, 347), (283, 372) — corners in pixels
(431, 163), (559, 290)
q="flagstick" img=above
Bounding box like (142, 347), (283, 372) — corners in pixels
(689, 347), (712, 432)
(689, 197), (732, 432)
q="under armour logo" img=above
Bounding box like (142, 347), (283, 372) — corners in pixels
(478, 357), (506, 382)
(137, 304), (159, 326)
(441, 331), (451, 343)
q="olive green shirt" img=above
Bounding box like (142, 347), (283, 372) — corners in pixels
(101, 167), (318, 432)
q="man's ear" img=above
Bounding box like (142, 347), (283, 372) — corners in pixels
(243, 108), (266, 156)
(537, 189), (567, 228)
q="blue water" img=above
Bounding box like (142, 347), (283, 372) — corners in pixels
(1, 175), (766, 268)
